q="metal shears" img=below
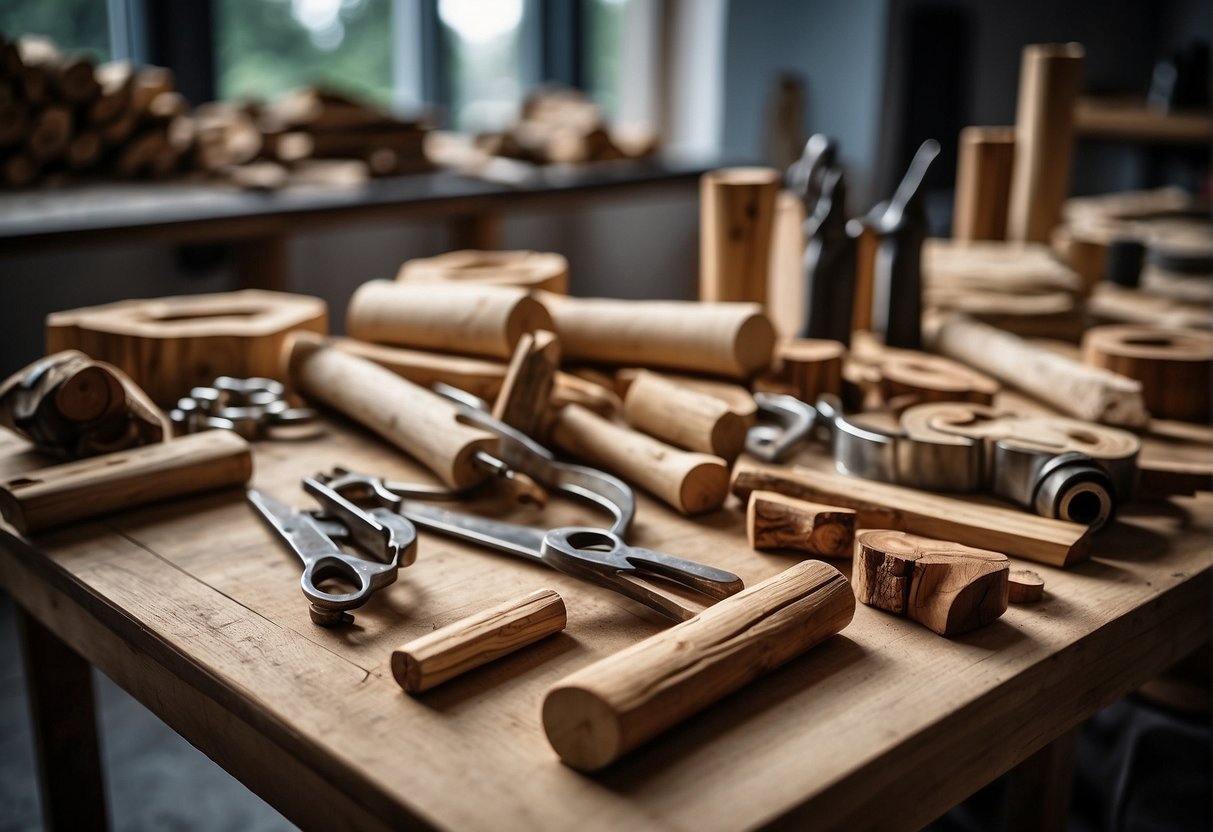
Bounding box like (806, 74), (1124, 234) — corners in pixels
(318, 470), (744, 622)
(248, 476), (418, 626)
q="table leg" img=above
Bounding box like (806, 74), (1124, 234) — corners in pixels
(232, 234), (290, 291)
(1005, 727), (1078, 832)
(452, 211), (501, 250)
(17, 607), (109, 831)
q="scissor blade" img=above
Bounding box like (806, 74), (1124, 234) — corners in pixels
(247, 488), (340, 563)
(394, 499), (548, 564)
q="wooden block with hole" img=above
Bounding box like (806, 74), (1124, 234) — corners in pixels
(746, 491), (855, 558)
(853, 530), (1009, 636)
(1081, 325), (1212, 423)
(45, 291), (328, 406)
(397, 250), (569, 294)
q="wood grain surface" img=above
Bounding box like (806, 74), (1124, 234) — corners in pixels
(0, 405), (1208, 831)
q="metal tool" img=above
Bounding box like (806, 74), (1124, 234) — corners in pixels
(172, 376), (318, 440)
(800, 167), (856, 345)
(432, 384), (635, 535)
(748, 394), (1138, 528)
(869, 139), (939, 350)
(319, 473), (743, 622)
(248, 476), (418, 626)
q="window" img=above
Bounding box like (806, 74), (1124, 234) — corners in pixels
(0, 0), (112, 60)
(584, 0), (627, 120)
(215, 0), (393, 106)
(437, 0), (525, 131)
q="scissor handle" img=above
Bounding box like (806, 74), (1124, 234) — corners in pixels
(299, 552), (399, 612)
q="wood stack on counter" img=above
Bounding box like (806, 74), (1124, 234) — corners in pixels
(0, 32), (432, 190)
(1, 33), (193, 187)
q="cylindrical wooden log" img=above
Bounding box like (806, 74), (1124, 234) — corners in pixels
(1081, 325), (1212, 423)
(397, 250), (569, 294)
(26, 105), (72, 161)
(622, 370), (747, 462)
(542, 560), (854, 771)
(952, 126), (1015, 242)
(285, 334), (497, 489)
(541, 293), (776, 380)
(392, 589), (567, 694)
(3, 152), (39, 188)
(1006, 44), (1084, 242)
(615, 369), (757, 424)
(0, 432), (252, 536)
(776, 339), (845, 403)
(699, 167), (780, 305)
(746, 490), (856, 558)
(66, 131), (103, 171)
(347, 281), (553, 360)
(932, 315), (1148, 428)
(549, 404), (729, 515)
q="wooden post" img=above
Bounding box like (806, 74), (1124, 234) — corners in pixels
(952, 126), (1015, 241)
(17, 608), (109, 831)
(1005, 729), (1078, 832)
(1006, 44), (1085, 242)
(700, 168), (780, 305)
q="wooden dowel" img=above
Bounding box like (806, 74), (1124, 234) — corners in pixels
(392, 589), (567, 694)
(348, 281), (553, 360)
(776, 339), (845, 403)
(731, 459), (1093, 567)
(615, 369), (756, 423)
(540, 293), (776, 380)
(699, 167), (780, 304)
(851, 224), (878, 333)
(931, 315), (1148, 428)
(550, 404), (729, 515)
(622, 370), (747, 461)
(1006, 44), (1084, 242)
(952, 126), (1015, 241)
(542, 560), (854, 771)
(746, 490), (855, 558)
(0, 432), (252, 536)
(285, 333), (497, 489)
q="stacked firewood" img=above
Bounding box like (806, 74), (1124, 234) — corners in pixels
(0, 33), (432, 190)
(473, 86), (658, 165)
(1, 33), (194, 186)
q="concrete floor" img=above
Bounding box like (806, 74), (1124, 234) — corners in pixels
(0, 594), (294, 832)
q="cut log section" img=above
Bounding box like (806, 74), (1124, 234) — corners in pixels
(397, 250), (569, 294)
(1008, 569), (1045, 603)
(622, 370), (747, 462)
(746, 490), (856, 558)
(853, 529), (1010, 636)
(1081, 325), (1212, 423)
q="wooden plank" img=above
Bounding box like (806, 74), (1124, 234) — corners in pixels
(1074, 97), (1212, 145)
(0, 419), (1208, 831)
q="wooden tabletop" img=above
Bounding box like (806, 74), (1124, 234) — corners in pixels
(0, 417), (1208, 831)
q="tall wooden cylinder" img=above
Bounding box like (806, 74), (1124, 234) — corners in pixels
(1006, 43), (1084, 243)
(952, 126), (1015, 241)
(700, 167), (780, 304)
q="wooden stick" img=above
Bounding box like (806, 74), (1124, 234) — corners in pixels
(952, 126), (1015, 241)
(1081, 325), (1211, 423)
(699, 167), (780, 304)
(746, 490), (855, 558)
(348, 281), (553, 360)
(0, 432), (252, 536)
(285, 334), (497, 489)
(853, 530), (1009, 636)
(1006, 44), (1084, 242)
(542, 560), (854, 771)
(731, 459), (1093, 566)
(615, 369), (756, 423)
(493, 330), (560, 436)
(851, 224), (878, 333)
(398, 250), (569, 294)
(622, 370), (747, 462)
(392, 589), (566, 694)
(931, 315), (1148, 428)
(550, 404), (729, 515)
(1008, 569), (1045, 604)
(539, 293), (776, 380)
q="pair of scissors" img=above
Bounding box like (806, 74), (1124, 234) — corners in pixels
(318, 470), (743, 622)
(248, 476), (418, 626)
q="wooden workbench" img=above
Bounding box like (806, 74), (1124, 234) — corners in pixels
(0, 415), (1208, 830)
